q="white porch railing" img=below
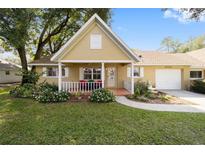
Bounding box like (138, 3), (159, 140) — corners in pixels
(123, 80), (132, 92)
(62, 81), (102, 93)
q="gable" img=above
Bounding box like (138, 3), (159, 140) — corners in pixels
(51, 14), (139, 62)
(61, 23), (131, 61)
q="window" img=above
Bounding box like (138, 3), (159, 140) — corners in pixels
(90, 34), (102, 49)
(127, 67), (143, 78)
(5, 71), (10, 75)
(83, 68), (92, 80)
(93, 68), (101, 80)
(83, 68), (101, 80)
(46, 67), (66, 77)
(190, 71), (203, 79)
(133, 67), (140, 77)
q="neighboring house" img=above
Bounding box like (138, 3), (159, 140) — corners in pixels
(0, 59), (22, 84)
(29, 14), (205, 95)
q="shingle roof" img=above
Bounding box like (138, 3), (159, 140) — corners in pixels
(29, 48), (205, 68)
(132, 49), (205, 67)
(187, 48), (205, 63)
(29, 55), (57, 65)
(0, 59), (21, 70)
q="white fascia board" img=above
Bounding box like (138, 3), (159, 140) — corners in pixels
(51, 14), (97, 62)
(28, 63), (64, 66)
(51, 13), (140, 62)
(95, 15), (140, 62)
(134, 64), (191, 66)
(60, 60), (132, 63)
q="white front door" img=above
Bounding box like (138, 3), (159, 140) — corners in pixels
(155, 69), (181, 89)
(107, 67), (116, 87)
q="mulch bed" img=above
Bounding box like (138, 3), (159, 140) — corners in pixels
(127, 91), (194, 105)
(70, 93), (91, 102)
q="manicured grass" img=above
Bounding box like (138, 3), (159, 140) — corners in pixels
(0, 92), (205, 144)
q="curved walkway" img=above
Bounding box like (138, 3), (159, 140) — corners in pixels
(116, 96), (205, 113)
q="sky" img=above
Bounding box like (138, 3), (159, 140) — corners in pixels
(111, 8), (205, 51)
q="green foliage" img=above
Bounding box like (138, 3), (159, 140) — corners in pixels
(33, 83), (70, 103)
(134, 80), (150, 97)
(160, 35), (205, 53)
(90, 88), (115, 103)
(159, 95), (171, 102)
(33, 90), (70, 103)
(2, 93), (205, 144)
(10, 83), (36, 98)
(38, 82), (58, 92)
(18, 70), (41, 85)
(190, 80), (205, 94)
(160, 36), (181, 52)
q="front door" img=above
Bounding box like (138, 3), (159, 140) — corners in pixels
(107, 67), (116, 87)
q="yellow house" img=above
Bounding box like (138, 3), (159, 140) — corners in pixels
(29, 14), (205, 95)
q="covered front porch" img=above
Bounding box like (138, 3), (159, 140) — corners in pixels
(57, 60), (135, 95)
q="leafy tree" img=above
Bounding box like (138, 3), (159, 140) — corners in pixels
(160, 35), (205, 53)
(0, 9), (36, 84)
(0, 8), (112, 83)
(179, 9), (205, 21)
(160, 36), (181, 52)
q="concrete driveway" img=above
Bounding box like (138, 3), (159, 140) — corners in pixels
(160, 90), (205, 111)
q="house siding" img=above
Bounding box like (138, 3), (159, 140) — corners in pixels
(134, 66), (190, 90)
(0, 70), (21, 83)
(61, 23), (131, 61)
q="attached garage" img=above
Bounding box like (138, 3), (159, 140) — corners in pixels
(155, 69), (181, 90)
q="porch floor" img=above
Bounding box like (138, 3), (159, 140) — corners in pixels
(108, 88), (130, 96)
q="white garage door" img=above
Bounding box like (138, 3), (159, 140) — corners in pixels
(156, 69), (181, 89)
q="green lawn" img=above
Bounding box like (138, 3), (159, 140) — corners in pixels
(0, 91), (205, 144)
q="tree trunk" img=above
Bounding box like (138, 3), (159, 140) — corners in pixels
(31, 42), (44, 72)
(17, 46), (28, 85)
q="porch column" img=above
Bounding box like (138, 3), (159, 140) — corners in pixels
(58, 62), (62, 92)
(131, 62), (134, 94)
(101, 62), (105, 88)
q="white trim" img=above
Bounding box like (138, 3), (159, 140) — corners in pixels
(51, 14), (140, 62)
(51, 15), (97, 61)
(28, 63), (63, 66)
(90, 34), (102, 49)
(97, 23), (136, 61)
(101, 62), (105, 88)
(43, 76), (67, 79)
(95, 15), (140, 61)
(134, 64), (191, 66)
(58, 62), (62, 92)
(131, 63), (134, 94)
(189, 69), (204, 80)
(60, 60), (133, 63)
(190, 66), (205, 69)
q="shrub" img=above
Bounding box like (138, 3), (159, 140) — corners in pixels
(134, 80), (150, 97)
(10, 83), (36, 98)
(190, 80), (205, 94)
(90, 88), (115, 103)
(18, 70), (41, 85)
(33, 83), (70, 103)
(33, 90), (70, 103)
(38, 82), (58, 92)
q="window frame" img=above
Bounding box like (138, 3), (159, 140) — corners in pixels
(190, 70), (203, 80)
(90, 34), (102, 49)
(127, 66), (142, 78)
(45, 67), (66, 78)
(83, 67), (101, 80)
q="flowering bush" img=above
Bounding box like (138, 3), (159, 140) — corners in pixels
(10, 83), (36, 98)
(90, 88), (115, 103)
(33, 83), (70, 103)
(33, 89), (70, 103)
